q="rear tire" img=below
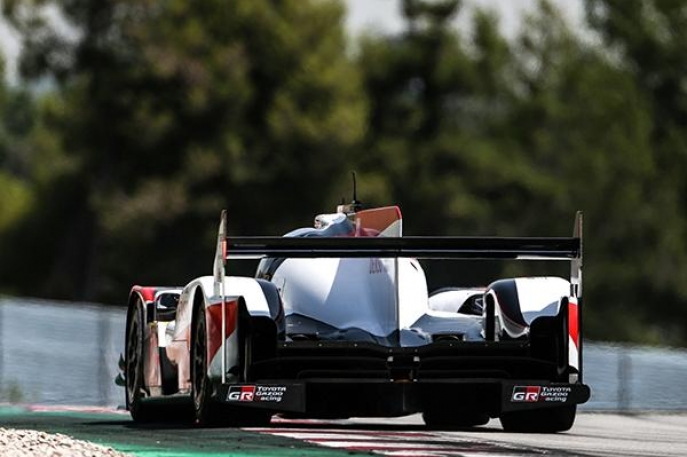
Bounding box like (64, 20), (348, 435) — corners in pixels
(499, 405), (576, 433)
(191, 300), (272, 427)
(191, 301), (219, 425)
(237, 322), (272, 426)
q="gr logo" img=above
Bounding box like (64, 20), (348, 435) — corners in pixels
(512, 386), (541, 402)
(227, 386), (255, 402)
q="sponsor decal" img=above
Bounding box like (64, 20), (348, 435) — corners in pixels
(511, 386), (540, 402)
(227, 385), (286, 403)
(228, 386), (255, 402)
(511, 386), (571, 403)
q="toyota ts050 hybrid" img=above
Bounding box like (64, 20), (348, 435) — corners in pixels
(121, 201), (590, 432)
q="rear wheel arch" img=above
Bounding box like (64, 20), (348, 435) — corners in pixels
(255, 279), (285, 336)
(488, 279), (525, 329)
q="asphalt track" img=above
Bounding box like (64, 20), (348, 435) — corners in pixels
(1, 406), (686, 457)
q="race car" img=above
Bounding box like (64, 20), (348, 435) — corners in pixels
(122, 201), (589, 432)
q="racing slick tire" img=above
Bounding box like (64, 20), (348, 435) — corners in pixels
(236, 321), (273, 426)
(499, 405), (576, 433)
(191, 299), (222, 425)
(191, 299), (271, 427)
(422, 409), (490, 429)
(125, 298), (163, 423)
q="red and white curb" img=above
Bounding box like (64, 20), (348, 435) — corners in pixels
(245, 422), (542, 457)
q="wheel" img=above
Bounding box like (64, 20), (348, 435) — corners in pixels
(499, 405), (576, 433)
(237, 323), (272, 426)
(191, 301), (218, 425)
(422, 409), (490, 429)
(191, 301), (272, 427)
(125, 299), (156, 423)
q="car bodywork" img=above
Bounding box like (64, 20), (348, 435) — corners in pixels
(122, 204), (589, 431)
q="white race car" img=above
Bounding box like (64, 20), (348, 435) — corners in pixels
(122, 201), (589, 432)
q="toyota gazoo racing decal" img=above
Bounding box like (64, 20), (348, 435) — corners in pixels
(511, 386), (571, 403)
(227, 385), (287, 403)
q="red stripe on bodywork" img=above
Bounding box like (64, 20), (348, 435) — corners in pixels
(568, 299), (579, 347)
(206, 299), (239, 362)
(132, 285), (156, 302)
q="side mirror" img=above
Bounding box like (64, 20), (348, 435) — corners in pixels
(155, 292), (180, 322)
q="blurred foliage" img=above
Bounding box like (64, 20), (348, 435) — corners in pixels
(0, 380), (26, 403)
(1, 0), (687, 345)
(1, 0), (366, 300)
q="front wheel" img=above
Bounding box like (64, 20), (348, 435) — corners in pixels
(125, 299), (156, 423)
(499, 405), (576, 433)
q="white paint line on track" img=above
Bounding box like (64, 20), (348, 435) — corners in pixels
(271, 416), (330, 425)
(266, 433), (409, 440)
(376, 452), (520, 457)
(459, 454), (534, 457)
(260, 432), (439, 441)
(300, 441), (459, 450)
(373, 452), (459, 457)
(27, 405), (128, 414)
(248, 427), (435, 437)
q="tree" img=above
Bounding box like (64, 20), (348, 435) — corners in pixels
(355, 0), (687, 344)
(357, 0), (483, 234)
(356, 1), (539, 288)
(583, 0), (687, 342)
(500, 2), (673, 342)
(1, 0), (366, 302)
(0, 53), (40, 297)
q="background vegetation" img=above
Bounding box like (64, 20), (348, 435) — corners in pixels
(1, 0), (686, 345)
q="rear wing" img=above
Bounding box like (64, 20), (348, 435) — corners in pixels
(221, 236), (579, 260)
(214, 210), (583, 297)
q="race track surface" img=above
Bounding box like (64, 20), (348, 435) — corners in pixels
(2, 406), (686, 457)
